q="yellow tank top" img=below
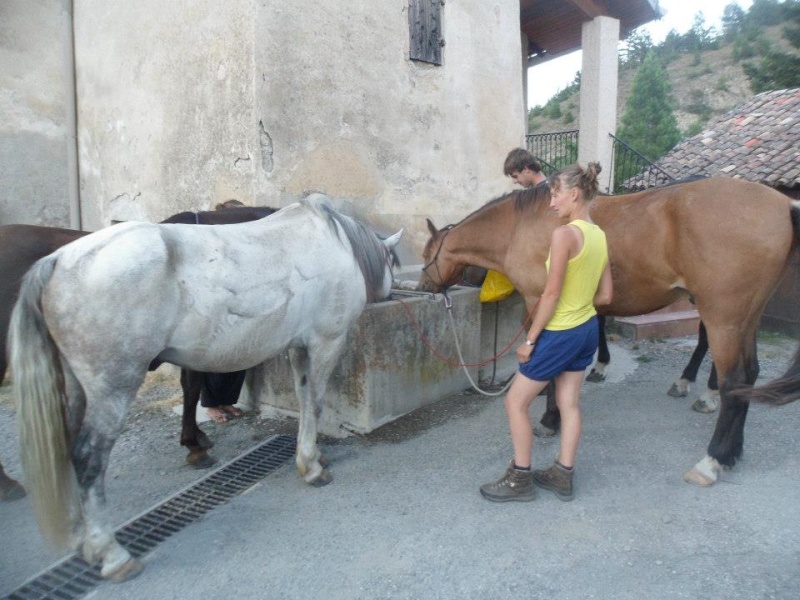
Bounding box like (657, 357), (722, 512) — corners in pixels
(544, 220), (608, 331)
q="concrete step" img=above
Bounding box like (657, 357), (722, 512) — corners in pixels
(610, 309), (701, 341)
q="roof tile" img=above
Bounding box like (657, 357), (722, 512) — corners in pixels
(626, 88), (800, 190)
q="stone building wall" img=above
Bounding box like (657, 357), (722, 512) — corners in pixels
(2, 1), (527, 264)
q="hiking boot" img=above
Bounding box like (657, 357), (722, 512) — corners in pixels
(479, 462), (535, 502)
(533, 461), (574, 501)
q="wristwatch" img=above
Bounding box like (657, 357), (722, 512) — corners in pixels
(525, 339), (535, 346)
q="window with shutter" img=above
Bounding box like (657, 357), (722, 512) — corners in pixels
(409, 0), (444, 65)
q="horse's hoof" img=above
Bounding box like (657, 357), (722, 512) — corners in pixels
(309, 469), (333, 487)
(682, 468), (716, 487)
(683, 456), (720, 487)
(0, 480), (26, 502)
(585, 370), (605, 383)
(187, 451), (216, 469)
(691, 398), (717, 413)
(106, 558), (145, 583)
(667, 383), (687, 398)
(533, 425), (558, 438)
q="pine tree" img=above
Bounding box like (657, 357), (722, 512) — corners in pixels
(616, 52), (681, 162)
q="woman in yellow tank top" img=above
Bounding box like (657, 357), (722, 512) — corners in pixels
(480, 162), (613, 503)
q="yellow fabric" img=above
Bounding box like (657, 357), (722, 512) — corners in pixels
(544, 220), (608, 330)
(479, 269), (515, 303)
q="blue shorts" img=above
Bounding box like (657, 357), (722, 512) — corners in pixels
(519, 316), (599, 382)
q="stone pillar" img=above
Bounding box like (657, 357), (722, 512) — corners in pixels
(578, 16), (619, 192)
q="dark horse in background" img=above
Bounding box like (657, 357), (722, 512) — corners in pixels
(419, 178), (800, 487)
(0, 205), (276, 494)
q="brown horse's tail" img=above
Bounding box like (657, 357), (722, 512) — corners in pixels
(733, 202), (800, 405)
(9, 254), (78, 547)
(733, 345), (800, 405)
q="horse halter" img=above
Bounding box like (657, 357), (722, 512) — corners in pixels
(421, 225), (454, 289)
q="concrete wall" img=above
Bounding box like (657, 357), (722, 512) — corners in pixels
(244, 287), (483, 437)
(73, 0), (258, 228)
(53, 0), (523, 262)
(0, 0), (74, 226)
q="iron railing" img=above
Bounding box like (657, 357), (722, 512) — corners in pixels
(526, 130), (676, 193)
(525, 130), (578, 176)
(609, 133), (675, 193)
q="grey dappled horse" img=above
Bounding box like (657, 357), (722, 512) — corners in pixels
(9, 195), (401, 582)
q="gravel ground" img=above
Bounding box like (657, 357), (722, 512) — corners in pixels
(1, 332), (799, 599)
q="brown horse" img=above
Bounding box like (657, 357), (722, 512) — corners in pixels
(0, 206), (275, 471)
(418, 178), (800, 486)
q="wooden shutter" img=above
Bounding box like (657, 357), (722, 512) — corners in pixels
(409, 0), (443, 65)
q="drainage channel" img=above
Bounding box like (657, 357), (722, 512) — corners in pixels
(3, 434), (296, 600)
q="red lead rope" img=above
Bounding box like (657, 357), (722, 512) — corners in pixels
(395, 296), (540, 368)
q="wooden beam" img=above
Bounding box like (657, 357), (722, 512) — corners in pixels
(565, 0), (608, 19)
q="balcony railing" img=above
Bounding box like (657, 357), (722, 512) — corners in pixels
(526, 130), (676, 193)
(525, 130), (578, 176)
(609, 134), (675, 193)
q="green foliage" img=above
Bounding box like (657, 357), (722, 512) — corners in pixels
(684, 120), (705, 137)
(715, 76), (730, 91)
(621, 30), (654, 69)
(744, 51), (800, 91)
(684, 13), (720, 52)
(562, 111), (575, 124)
(732, 35), (758, 60)
(615, 52), (681, 189)
(746, 0), (785, 27)
(544, 102), (562, 119)
(685, 90), (713, 119)
(742, 0), (800, 92)
(722, 3), (747, 39)
(617, 52), (681, 162)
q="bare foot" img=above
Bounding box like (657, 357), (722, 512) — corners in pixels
(206, 407), (233, 424)
(206, 405), (242, 423)
(221, 405), (243, 418)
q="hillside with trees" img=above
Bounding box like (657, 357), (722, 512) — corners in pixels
(528, 0), (800, 157)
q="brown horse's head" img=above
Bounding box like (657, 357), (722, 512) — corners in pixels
(417, 219), (466, 292)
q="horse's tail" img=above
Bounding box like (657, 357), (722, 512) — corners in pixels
(734, 345), (800, 405)
(792, 201), (800, 251)
(9, 254), (78, 547)
(734, 201), (800, 405)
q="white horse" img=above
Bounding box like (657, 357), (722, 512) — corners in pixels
(9, 195), (402, 582)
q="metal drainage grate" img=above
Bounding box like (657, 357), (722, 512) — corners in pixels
(3, 434), (296, 600)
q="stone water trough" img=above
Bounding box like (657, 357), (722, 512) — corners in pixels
(241, 273), (527, 437)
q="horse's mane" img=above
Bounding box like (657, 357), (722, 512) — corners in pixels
(301, 195), (392, 303)
(464, 181), (552, 224)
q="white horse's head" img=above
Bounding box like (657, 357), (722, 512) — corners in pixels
(378, 229), (403, 300)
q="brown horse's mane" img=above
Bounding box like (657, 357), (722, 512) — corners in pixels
(447, 183), (552, 230)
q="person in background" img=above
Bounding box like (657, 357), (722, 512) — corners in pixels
(480, 162), (613, 503)
(203, 198), (248, 423)
(503, 148), (546, 188)
(479, 148), (549, 301)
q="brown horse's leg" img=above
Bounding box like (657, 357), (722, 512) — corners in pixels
(684, 324), (759, 486)
(707, 333), (759, 463)
(180, 369), (215, 469)
(535, 381), (560, 437)
(586, 315), (609, 382)
(0, 460), (26, 501)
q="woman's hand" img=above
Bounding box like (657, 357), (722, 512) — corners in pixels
(517, 341), (534, 363)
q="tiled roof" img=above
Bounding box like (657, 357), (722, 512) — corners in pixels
(625, 88), (800, 190)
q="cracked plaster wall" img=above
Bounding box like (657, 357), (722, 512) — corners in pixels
(5, 1), (525, 261)
(0, 0), (72, 226)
